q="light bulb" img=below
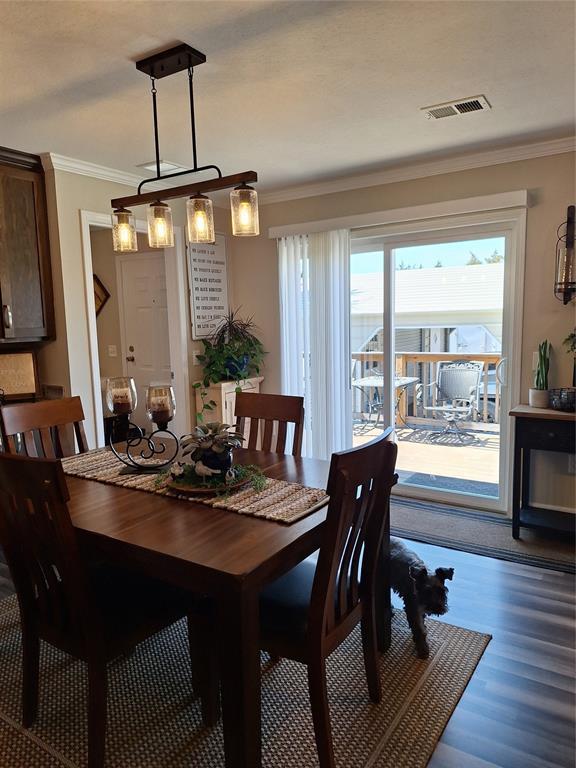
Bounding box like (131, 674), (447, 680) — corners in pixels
(187, 194), (215, 243)
(230, 184), (259, 236)
(111, 208), (137, 252)
(147, 202), (174, 248)
(194, 210), (208, 235)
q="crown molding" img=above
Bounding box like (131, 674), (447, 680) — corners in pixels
(260, 136), (576, 205)
(41, 153), (172, 192)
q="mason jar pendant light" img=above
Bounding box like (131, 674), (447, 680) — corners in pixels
(230, 183), (259, 236)
(187, 193), (215, 243)
(111, 207), (137, 252)
(147, 201), (174, 248)
(110, 44), (260, 253)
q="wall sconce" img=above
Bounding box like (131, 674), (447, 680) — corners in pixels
(554, 205), (575, 305)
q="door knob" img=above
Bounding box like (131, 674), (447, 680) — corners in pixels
(2, 305), (12, 330)
(126, 355), (135, 362)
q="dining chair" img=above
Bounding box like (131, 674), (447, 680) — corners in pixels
(234, 392), (305, 456)
(0, 452), (218, 768)
(258, 431), (398, 767)
(0, 396), (89, 457)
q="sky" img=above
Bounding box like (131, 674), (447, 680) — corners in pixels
(351, 236), (505, 274)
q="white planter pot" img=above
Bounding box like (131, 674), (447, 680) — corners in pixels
(528, 388), (549, 408)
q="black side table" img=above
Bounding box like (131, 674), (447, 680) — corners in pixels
(510, 405), (575, 539)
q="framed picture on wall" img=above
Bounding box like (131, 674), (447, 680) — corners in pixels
(187, 234), (229, 339)
(93, 274), (110, 316)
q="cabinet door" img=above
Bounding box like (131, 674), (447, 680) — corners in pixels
(0, 166), (53, 340)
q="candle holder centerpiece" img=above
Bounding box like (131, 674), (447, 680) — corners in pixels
(106, 377), (179, 473)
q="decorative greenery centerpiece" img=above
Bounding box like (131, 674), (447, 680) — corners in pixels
(161, 422), (267, 494)
(198, 309), (265, 386)
(529, 339), (551, 408)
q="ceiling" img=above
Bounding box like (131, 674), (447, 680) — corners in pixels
(1, 1), (574, 194)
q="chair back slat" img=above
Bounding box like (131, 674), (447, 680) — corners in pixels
(309, 429), (398, 639)
(1, 397), (88, 458)
(0, 454), (93, 648)
(235, 392), (305, 456)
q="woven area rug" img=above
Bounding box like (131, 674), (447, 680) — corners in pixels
(0, 595), (489, 768)
(391, 497), (575, 573)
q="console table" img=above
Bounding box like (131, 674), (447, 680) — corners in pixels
(510, 405), (575, 539)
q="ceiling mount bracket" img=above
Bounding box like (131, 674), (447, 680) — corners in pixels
(135, 43), (206, 79)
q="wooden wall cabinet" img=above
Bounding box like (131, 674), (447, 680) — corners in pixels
(0, 147), (54, 344)
(195, 376), (264, 426)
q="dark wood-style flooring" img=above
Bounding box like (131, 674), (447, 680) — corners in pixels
(0, 540), (574, 767)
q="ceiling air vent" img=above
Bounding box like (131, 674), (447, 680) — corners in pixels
(422, 95), (491, 120)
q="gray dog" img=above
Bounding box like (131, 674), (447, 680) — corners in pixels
(389, 537), (454, 658)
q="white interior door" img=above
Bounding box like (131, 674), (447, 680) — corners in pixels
(118, 253), (171, 431)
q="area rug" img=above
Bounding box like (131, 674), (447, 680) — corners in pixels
(0, 595), (489, 768)
(391, 497), (575, 573)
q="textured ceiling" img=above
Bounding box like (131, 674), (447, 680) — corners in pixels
(0, 0), (574, 192)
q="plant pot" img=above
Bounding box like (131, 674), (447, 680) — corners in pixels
(201, 448), (233, 472)
(224, 354), (250, 380)
(528, 388), (549, 408)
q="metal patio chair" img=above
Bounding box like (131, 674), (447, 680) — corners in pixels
(416, 360), (484, 441)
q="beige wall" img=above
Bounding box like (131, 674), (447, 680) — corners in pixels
(90, 228), (124, 380)
(229, 151), (576, 511)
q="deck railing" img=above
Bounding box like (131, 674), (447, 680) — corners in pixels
(351, 351), (502, 424)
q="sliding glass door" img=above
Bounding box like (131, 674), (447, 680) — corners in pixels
(350, 218), (518, 512)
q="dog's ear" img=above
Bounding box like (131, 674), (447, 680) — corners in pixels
(409, 565), (428, 583)
(435, 567), (454, 582)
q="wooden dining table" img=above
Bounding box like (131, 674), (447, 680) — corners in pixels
(67, 447), (392, 768)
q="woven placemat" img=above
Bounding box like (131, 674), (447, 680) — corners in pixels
(62, 449), (328, 525)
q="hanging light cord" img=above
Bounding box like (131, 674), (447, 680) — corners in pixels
(150, 77), (161, 180)
(188, 67), (198, 171)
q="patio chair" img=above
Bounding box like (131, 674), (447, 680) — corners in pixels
(416, 360), (484, 441)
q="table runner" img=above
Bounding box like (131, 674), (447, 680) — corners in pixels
(61, 449), (329, 525)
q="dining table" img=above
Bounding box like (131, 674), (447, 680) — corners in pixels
(67, 446), (392, 768)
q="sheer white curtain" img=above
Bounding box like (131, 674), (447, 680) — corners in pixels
(279, 230), (352, 459)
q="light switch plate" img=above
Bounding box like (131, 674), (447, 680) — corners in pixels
(108, 345), (117, 358)
(192, 350), (202, 366)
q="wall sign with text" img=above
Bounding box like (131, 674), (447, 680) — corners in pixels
(188, 234), (229, 339)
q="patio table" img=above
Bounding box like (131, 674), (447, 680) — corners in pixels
(352, 375), (419, 428)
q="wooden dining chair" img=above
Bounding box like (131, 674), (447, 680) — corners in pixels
(234, 392), (305, 456)
(258, 431), (398, 768)
(0, 453), (218, 768)
(1, 396), (88, 457)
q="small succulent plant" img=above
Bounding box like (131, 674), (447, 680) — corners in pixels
(180, 422), (244, 461)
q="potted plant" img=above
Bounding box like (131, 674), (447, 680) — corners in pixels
(529, 339), (550, 408)
(198, 309), (265, 387)
(180, 422), (244, 472)
(563, 328), (576, 387)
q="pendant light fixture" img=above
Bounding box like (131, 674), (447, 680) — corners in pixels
(187, 193), (215, 243)
(111, 207), (137, 252)
(147, 201), (174, 248)
(110, 43), (259, 252)
(230, 184), (259, 236)
(554, 205), (575, 305)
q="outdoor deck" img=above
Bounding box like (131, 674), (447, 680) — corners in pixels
(353, 421), (500, 498)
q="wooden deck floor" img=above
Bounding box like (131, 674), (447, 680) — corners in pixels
(354, 421), (500, 493)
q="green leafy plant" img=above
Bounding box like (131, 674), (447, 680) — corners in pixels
(197, 309), (265, 387)
(534, 340), (551, 390)
(563, 328), (576, 387)
(192, 382), (217, 424)
(180, 422), (244, 462)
